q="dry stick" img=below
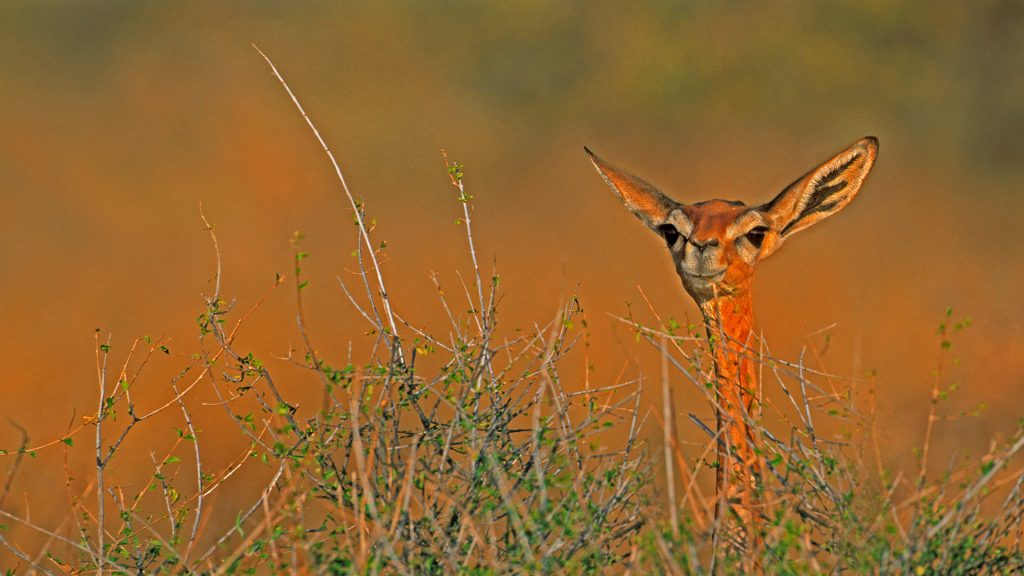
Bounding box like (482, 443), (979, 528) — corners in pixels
(107, 488), (140, 570)
(619, 306), (734, 511)
(338, 274), (383, 331)
(797, 349), (819, 451)
(993, 470), (1024, 541)
(443, 151), (487, 335)
(917, 322), (949, 496)
(253, 45), (403, 364)
(544, 310), (644, 560)
(92, 226), (272, 442)
(531, 373), (550, 518)
(484, 451), (538, 567)
(803, 327), (849, 415)
(352, 226), (392, 361)
(195, 222), (296, 453)
(927, 431), (1024, 539)
(564, 380), (636, 399)
(648, 402), (713, 532)
(94, 331), (111, 576)
(260, 494), (283, 570)
(899, 321), (954, 563)
(536, 313), (585, 506)
(568, 382), (641, 440)
(61, 435), (99, 568)
(412, 315), (559, 564)
(445, 154), (502, 416)
(394, 309), (454, 354)
(101, 335), (151, 423)
(197, 226), (304, 450)
(194, 460), (288, 566)
(660, 335), (680, 539)
(386, 436), (421, 538)
(609, 318), (708, 393)
(598, 384), (644, 502)
(0, 508), (132, 573)
(192, 434), (271, 503)
(347, 391), (409, 575)
(421, 484), (490, 567)
(106, 431), (262, 560)
(627, 286), (704, 391)
(121, 506), (178, 568)
(146, 438), (188, 544)
(765, 350), (842, 511)
(101, 364), (182, 471)
(0, 533), (56, 576)
(209, 467), (300, 576)
(137, 276), (281, 420)
(536, 306), (584, 466)
(172, 378), (205, 564)
(199, 204), (222, 304)
(454, 269), (482, 332)
(433, 274), (466, 346)
(761, 362), (844, 514)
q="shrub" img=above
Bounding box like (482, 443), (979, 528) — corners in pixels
(1, 54), (1020, 574)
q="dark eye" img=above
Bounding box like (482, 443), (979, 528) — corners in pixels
(657, 224), (682, 248)
(744, 226), (769, 249)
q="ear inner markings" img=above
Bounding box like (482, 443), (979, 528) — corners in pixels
(777, 152), (864, 236)
(803, 153), (860, 213)
(780, 198), (841, 235)
(815, 153), (859, 187)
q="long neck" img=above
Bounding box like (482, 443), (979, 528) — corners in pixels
(700, 290), (763, 561)
(699, 291), (757, 406)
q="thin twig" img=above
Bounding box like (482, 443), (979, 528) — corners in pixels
(253, 44), (403, 363)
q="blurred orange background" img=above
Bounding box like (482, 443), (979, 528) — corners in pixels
(0, 1), (1022, 560)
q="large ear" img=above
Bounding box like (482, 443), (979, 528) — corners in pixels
(761, 136), (878, 241)
(585, 147), (679, 230)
